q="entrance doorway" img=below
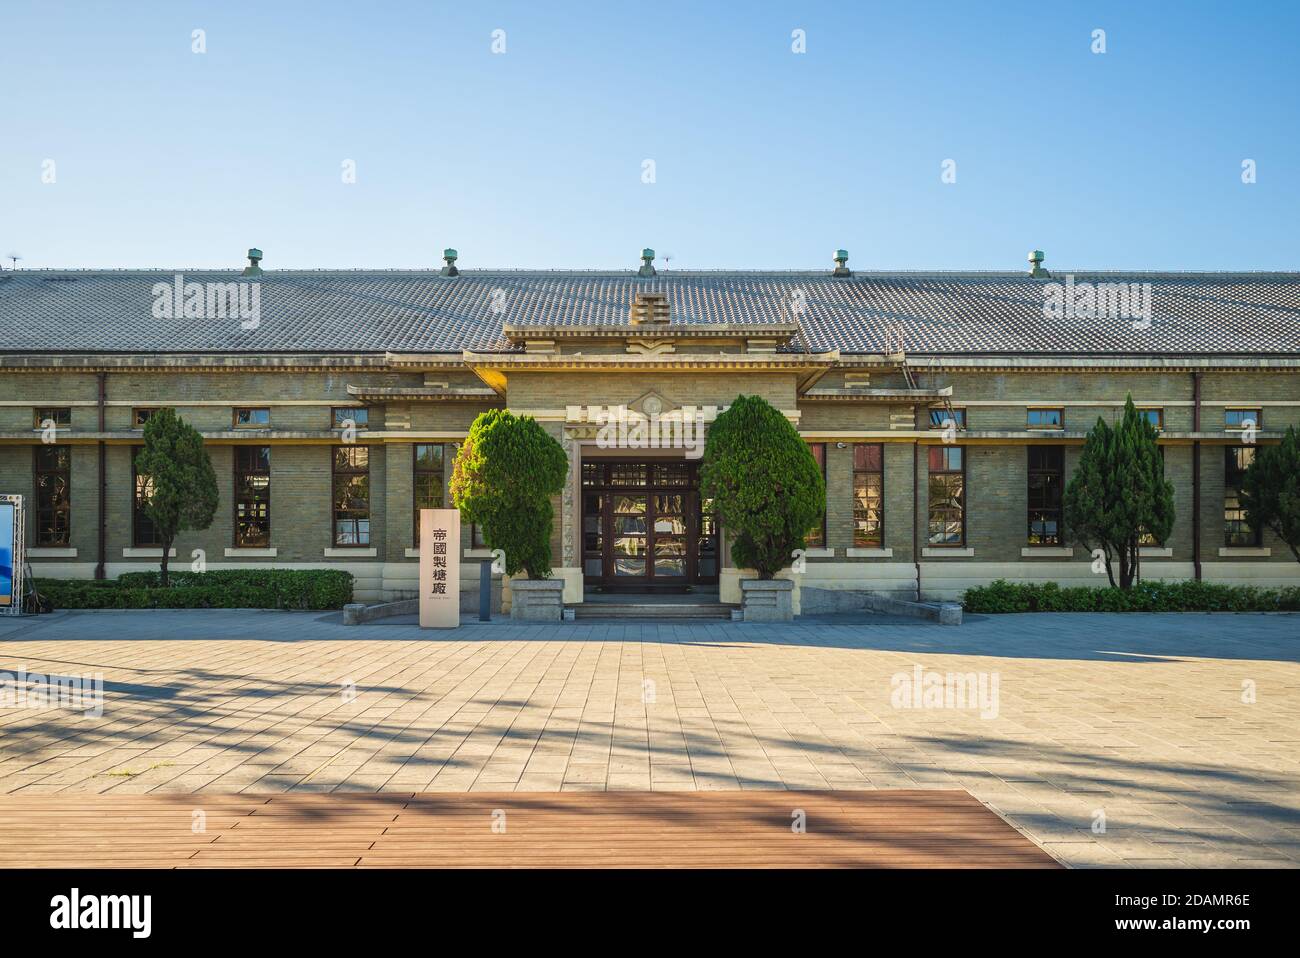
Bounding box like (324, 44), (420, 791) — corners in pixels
(581, 459), (719, 592)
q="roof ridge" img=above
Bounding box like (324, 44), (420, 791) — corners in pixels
(5, 268), (1299, 278)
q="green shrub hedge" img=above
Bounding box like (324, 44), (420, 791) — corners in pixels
(963, 579), (1300, 614)
(35, 569), (353, 611)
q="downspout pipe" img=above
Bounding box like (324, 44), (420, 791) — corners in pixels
(95, 371), (107, 580)
(914, 439), (922, 602)
(1192, 371), (1202, 582)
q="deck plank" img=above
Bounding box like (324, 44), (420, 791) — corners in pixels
(0, 790), (1059, 868)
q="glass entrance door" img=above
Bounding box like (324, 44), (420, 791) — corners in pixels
(581, 459), (718, 590)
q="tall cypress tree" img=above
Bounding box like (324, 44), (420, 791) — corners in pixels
(1063, 396), (1175, 588)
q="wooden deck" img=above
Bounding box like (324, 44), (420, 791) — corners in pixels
(0, 790), (1060, 868)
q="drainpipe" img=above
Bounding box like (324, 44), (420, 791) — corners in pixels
(913, 439), (922, 602)
(1192, 371), (1202, 582)
(95, 371), (107, 580)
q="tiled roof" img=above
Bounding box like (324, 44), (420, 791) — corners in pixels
(0, 269), (1298, 356)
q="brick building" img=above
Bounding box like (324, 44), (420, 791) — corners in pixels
(1, 248), (1296, 608)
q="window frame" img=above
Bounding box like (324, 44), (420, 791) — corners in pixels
(33, 407), (72, 429)
(1224, 407), (1262, 432)
(131, 446), (163, 548)
(331, 445), (371, 547)
(233, 445), (272, 548)
(1137, 408), (1164, 431)
(929, 407), (966, 429)
(926, 445), (966, 547)
(852, 443), (884, 548)
(232, 407), (271, 429)
(1224, 445), (1261, 547)
(412, 443), (444, 546)
(1026, 445), (1065, 546)
(332, 407), (369, 430)
(804, 441), (827, 549)
(34, 444), (72, 546)
(132, 407), (159, 428)
(1026, 407), (1064, 430)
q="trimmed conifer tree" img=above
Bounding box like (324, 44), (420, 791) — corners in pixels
(1241, 425), (1300, 563)
(699, 394), (826, 579)
(133, 407), (219, 586)
(1062, 396), (1175, 589)
(449, 409), (568, 579)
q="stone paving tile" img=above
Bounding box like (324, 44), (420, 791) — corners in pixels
(1, 608), (1297, 868)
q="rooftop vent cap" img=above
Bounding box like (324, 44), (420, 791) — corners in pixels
(832, 249), (852, 278)
(638, 248), (657, 278)
(242, 248), (263, 277)
(440, 248), (459, 277)
(1028, 249), (1050, 279)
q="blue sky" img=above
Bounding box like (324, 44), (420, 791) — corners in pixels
(2, 1), (1297, 271)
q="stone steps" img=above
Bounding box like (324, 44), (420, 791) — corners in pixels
(572, 602), (736, 620)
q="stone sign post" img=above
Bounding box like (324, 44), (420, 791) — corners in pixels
(419, 508), (460, 628)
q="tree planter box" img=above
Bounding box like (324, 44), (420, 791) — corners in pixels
(741, 578), (794, 622)
(509, 577), (565, 622)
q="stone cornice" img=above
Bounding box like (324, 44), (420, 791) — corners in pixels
(345, 384), (501, 402)
(901, 355), (1300, 372)
(0, 353), (397, 372)
(500, 322), (802, 343)
(462, 349), (839, 394)
(802, 386), (953, 401)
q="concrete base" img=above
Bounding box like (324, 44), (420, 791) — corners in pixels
(798, 587), (962, 625)
(342, 599), (417, 625)
(740, 578), (794, 622)
(509, 577), (566, 622)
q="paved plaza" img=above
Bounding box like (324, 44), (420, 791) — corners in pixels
(1, 608), (1297, 868)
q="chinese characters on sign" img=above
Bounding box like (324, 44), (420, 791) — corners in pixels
(419, 508), (460, 628)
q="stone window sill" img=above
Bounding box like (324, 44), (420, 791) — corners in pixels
(323, 547), (377, 559)
(122, 547), (176, 558)
(1020, 547), (1074, 558)
(29, 547), (77, 558)
(922, 547), (974, 558)
(802, 548), (835, 558)
(1218, 547), (1270, 557)
(1138, 546), (1173, 558)
(225, 548), (278, 557)
(846, 547), (893, 558)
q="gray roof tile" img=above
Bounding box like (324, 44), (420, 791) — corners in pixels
(0, 269), (1297, 355)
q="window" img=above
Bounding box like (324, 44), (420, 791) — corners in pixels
(1027, 446), (1064, 545)
(1225, 408), (1261, 431)
(34, 445), (71, 545)
(927, 446), (965, 546)
(34, 407), (71, 428)
(1026, 408), (1063, 429)
(233, 407), (270, 428)
(1138, 408), (1163, 430)
(131, 447), (162, 547)
(332, 446), (370, 546)
(1225, 446), (1260, 546)
(852, 443), (884, 547)
(234, 446), (271, 547)
(132, 408), (158, 427)
(805, 442), (826, 548)
(332, 407), (369, 429)
(413, 443), (444, 544)
(929, 408), (966, 429)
